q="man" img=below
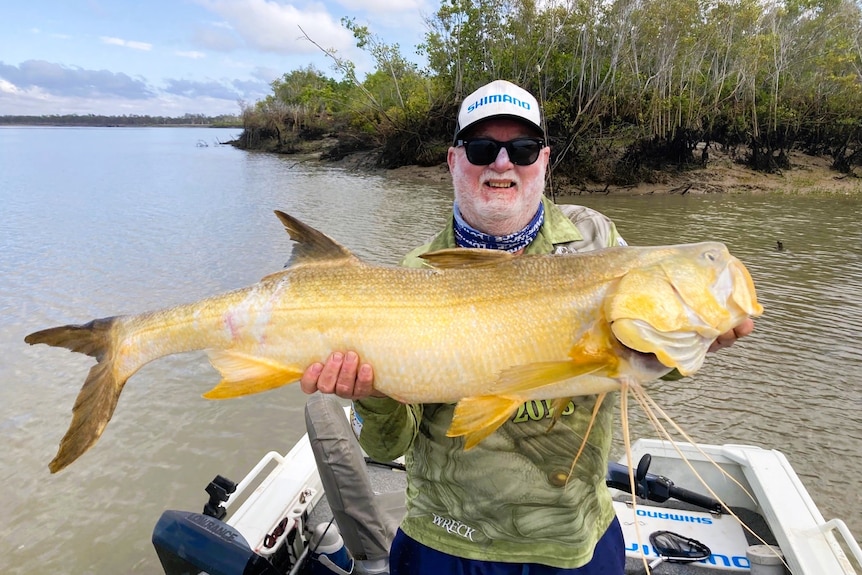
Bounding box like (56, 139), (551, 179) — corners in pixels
(301, 80), (754, 573)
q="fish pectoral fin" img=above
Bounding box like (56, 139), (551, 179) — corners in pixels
(450, 357), (613, 449)
(203, 350), (303, 399)
(448, 395), (523, 449)
(494, 360), (606, 395)
(420, 248), (515, 269)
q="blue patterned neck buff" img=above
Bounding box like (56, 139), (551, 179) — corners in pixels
(453, 201), (545, 252)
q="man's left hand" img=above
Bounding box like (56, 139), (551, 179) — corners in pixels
(709, 318), (755, 352)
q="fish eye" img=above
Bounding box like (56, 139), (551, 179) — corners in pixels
(704, 250), (717, 262)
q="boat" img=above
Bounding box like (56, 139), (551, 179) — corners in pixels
(151, 393), (861, 574)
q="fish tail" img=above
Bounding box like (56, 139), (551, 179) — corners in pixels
(448, 395), (523, 449)
(26, 318), (126, 473)
(25, 318), (115, 359)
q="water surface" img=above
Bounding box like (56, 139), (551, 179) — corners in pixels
(1, 127), (859, 573)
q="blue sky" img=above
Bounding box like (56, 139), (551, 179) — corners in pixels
(0, 0), (432, 117)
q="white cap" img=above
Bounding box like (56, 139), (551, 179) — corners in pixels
(453, 80), (544, 143)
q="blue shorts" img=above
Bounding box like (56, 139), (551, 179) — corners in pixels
(389, 516), (625, 575)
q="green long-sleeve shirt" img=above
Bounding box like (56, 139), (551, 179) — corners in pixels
(352, 198), (626, 568)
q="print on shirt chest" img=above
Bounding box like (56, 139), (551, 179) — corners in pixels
(512, 399), (577, 424)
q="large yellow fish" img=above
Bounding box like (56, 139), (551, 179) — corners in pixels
(25, 211), (762, 473)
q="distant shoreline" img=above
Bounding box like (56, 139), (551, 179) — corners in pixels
(0, 123), (240, 128)
(0, 115), (241, 129)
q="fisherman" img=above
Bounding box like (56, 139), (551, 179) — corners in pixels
(300, 80), (754, 574)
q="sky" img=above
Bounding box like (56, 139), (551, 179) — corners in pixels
(0, 0), (433, 117)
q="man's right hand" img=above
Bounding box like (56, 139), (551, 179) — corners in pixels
(300, 351), (383, 400)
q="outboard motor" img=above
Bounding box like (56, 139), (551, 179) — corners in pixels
(152, 510), (280, 575)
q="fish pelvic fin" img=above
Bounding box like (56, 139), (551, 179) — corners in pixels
(203, 350), (303, 399)
(492, 325), (618, 397)
(494, 360), (605, 396)
(273, 211), (357, 267)
(448, 395), (523, 449)
(449, 331), (619, 448)
(25, 318), (125, 473)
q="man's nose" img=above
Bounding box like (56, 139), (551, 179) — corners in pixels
(490, 145), (514, 169)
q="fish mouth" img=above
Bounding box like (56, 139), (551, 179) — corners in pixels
(616, 340), (672, 377)
(612, 318), (715, 376)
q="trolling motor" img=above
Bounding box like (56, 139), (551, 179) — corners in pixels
(606, 454), (725, 515)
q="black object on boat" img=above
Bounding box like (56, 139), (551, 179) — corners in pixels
(203, 474), (237, 520)
(649, 529), (712, 567)
(606, 454), (725, 515)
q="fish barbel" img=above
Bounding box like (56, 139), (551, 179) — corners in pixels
(25, 211), (762, 473)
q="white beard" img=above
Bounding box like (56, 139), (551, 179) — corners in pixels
(451, 167), (546, 235)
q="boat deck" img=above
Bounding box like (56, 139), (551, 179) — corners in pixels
(153, 400), (859, 575)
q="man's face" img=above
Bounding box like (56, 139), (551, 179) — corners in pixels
(448, 118), (550, 236)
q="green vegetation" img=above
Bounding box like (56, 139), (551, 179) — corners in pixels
(238, 0), (862, 186)
(0, 113), (242, 128)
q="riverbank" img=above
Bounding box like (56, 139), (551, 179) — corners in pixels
(329, 146), (862, 197)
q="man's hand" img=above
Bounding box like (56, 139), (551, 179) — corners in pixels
(709, 318), (755, 353)
(300, 351), (383, 400)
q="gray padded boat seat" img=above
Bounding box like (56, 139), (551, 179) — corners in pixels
(304, 393), (402, 562)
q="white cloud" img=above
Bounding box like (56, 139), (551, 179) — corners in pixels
(0, 86), (242, 116)
(0, 78), (21, 94)
(100, 37), (153, 51)
(0, 60), (155, 99)
(193, 24), (241, 52)
(196, 0), (354, 54)
(176, 50), (206, 59)
(208, 20), (235, 30)
(334, 0), (427, 12)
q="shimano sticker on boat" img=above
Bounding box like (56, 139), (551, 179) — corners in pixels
(613, 501), (750, 571)
(635, 508), (713, 524)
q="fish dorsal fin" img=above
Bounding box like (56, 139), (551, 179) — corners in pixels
(274, 210), (357, 266)
(420, 248), (515, 269)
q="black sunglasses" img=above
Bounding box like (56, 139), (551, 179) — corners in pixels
(456, 138), (545, 166)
